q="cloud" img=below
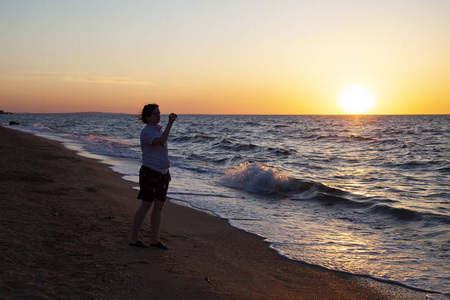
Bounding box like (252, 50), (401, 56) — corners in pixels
(3, 71), (155, 86)
(61, 76), (155, 86)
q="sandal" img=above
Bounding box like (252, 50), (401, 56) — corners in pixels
(150, 241), (168, 250)
(129, 240), (149, 248)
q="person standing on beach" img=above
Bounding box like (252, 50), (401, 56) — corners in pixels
(129, 104), (177, 250)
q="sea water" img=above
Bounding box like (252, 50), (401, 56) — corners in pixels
(2, 113), (449, 297)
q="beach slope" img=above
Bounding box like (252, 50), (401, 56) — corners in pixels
(0, 126), (428, 299)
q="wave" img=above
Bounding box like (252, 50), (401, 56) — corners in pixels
(302, 133), (376, 143)
(348, 134), (375, 141)
(219, 162), (450, 226)
(173, 134), (294, 157)
(383, 160), (441, 169)
(230, 143), (259, 152)
(220, 162), (353, 197)
(32, 123), (56, 132)
(219, 162), (291, 194)
(173, 134), (216, 143)
(72, 133), (140, 159)
(368, 204), (450, 225)
(219, 162), (359, 203)
(210, 140), (294, 157)
(267, 147), (295, 155)
(437, 167), (450, 174)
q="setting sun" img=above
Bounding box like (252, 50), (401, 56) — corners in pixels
(338, 85), (378, 114)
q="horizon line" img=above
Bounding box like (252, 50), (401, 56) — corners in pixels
(3, 111), (449, 116)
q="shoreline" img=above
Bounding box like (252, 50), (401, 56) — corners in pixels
(0, 125), (433, 299)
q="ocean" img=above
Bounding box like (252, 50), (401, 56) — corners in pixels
(2, 113), (449, 297)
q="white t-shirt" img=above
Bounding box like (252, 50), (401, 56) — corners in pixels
(140, 124), (170, 174)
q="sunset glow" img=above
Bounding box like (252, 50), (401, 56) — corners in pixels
(0, 1), (449, 114)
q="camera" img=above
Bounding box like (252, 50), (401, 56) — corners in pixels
(170, 113), (177, 118)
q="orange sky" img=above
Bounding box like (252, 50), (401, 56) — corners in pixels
(1, 1), (449, 114)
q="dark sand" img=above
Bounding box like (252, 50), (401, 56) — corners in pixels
(0, 126), (430, 299)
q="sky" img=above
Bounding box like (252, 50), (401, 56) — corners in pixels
(1, 0), (449, 114)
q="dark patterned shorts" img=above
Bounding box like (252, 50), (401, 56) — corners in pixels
(137, 165), (171, 202)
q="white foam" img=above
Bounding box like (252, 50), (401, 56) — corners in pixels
(219, 162), (290, 194)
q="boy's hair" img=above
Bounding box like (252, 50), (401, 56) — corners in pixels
(140, 104), (159, 124)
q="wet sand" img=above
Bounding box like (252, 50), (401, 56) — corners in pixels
(0, 126), (430, 299)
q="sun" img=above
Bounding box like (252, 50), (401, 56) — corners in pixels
(338, 85), (377, 114)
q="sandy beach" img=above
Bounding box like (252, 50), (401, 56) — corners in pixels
(0, 126), (430, 299)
